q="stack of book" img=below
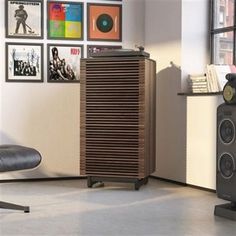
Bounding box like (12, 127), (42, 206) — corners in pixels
(188, 75), (208, 93)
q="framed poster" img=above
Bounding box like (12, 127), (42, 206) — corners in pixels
(6, 43), (43, 82)
(47, 44), (83, 83)
(47, 1), (83, 40)
(87, 3), (122, 41)
(87, 45), (122, 58)
(6, 0), (43, 39)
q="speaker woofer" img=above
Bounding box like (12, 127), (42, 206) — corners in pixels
(218, 153), (235, 179)
(219, 119), (235, 145)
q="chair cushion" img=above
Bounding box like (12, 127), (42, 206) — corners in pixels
(0, 145), (41, 172)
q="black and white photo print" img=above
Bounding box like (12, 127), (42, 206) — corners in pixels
(6, 0), (43, 39)
(6, 43), (43, 82)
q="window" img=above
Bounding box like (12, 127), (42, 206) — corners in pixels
(211, 0), (235, 64)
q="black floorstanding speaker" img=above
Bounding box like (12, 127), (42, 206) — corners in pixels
(215, 103), (236, 220)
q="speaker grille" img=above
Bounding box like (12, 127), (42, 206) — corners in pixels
(218, 153), (235, 179)
(219, 119), (235, 144)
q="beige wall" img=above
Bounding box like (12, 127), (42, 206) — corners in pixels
(0, 0), (145, 180)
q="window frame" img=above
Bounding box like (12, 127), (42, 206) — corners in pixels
(210, 0), (236, 65)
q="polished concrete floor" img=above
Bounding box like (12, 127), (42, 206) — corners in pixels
(0, 178), (236, 236)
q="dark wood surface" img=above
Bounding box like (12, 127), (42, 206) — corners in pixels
(80, 57), (156, 178)
(178, 92), (222, 96)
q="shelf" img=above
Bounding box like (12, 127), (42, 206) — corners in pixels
(178, 92), (222, 96)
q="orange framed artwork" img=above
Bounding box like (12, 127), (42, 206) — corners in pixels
(87, 3), (122, 42)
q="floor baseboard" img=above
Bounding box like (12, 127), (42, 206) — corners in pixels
(0, 176), (87, 183)
(0, 175), (216, 193)
(150, 175), (216, 193)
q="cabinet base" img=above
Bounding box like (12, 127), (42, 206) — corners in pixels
(87, 176), (149, 190)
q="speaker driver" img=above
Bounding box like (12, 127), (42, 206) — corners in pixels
(218, 153), (235, 179)
(96, 14), (114, 33)
(223, 84), (236, 103)
(219, 119), (235, 144)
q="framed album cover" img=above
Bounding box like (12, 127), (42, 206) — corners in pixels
(6, 43), (43, 82)
(6, 0), (43, 39)
(87, 45), (122, 58)
(87, 3), (122, 41)
(47, 1), (83, 40)
(47, 44), (83, 83)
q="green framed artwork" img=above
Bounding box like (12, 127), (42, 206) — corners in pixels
(47, 1), (83, 40)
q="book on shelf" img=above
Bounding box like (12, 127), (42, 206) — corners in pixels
(191, 85), (208, 89)
(188, 74), (208, 93)
(189, 75), (206, 81)
(206, 64), (236, 92)
(189, 82), (207, 86)
(192, 88), (208, 92)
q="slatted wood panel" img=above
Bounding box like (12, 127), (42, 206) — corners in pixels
(80, 57), (156, 179)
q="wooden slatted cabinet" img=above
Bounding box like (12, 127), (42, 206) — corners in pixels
(80, 55), (156, 190)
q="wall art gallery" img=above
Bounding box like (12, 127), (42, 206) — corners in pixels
(5, 0), (123, 83)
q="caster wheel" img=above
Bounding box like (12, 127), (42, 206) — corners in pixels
(92, 181), (104, 188)
(144, 178), (149, 185)
(87, 177), (93, 188)
(134, 183), (140, 191)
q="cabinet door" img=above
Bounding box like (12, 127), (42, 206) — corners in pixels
(186, 96), (223, 189)
(80, 58), (146, 178)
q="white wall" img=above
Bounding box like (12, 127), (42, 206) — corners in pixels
(145, 0), (209, 183)
(181, 0), (218, 189)
(145, 0), (186, 182)
(181, 0), (210, 91)
(122, 0), (145, 49)
(0, 0), (145, 180)
(0, 0), (211, 183)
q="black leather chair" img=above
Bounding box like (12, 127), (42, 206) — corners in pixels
(0, 145), (42, 213)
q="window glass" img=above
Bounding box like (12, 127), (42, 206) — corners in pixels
(214, 0), (234, 29)
(213, 32), (234, 64)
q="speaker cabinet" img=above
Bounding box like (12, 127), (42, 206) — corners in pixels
(215, 103), (236, 220)
(80, 56), (156, 189)
(217, 103), (236, 201)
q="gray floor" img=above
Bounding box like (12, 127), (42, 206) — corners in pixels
(0, 178), (236, 236)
